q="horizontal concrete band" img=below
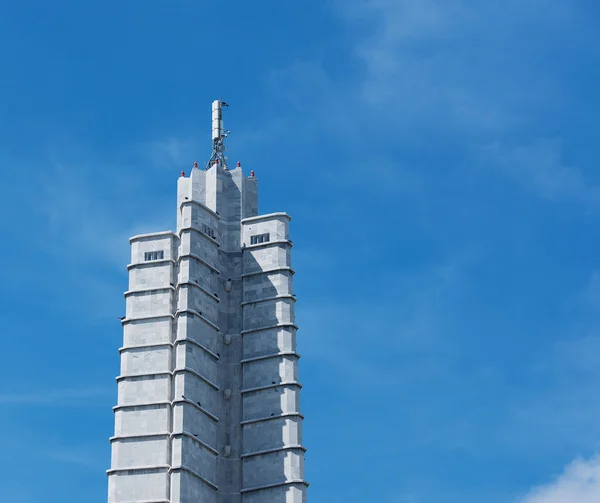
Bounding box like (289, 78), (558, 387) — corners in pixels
(118, 342), (173, 353)
(107, 465), (219, 491)
(113, 399), (220, 422)
(174, 366), (219, 390)
(173, 398), (220, 422)
(240, 351), (300, 363)
(179, 225), (220, 247)
(176, 308), (219, 330)
(109, 430), (219, 455)
(115, 367), (219, 391)
(123, 285), (175, 298)
(109, 431), (171, 442)
(170, 465), (218, 491)
(241, 212), (291, 224)
(241, 445), (306, 459)
(173, 431), (219, 455)
(107, 464), (170, 475)
(243, 239), (293, 251)
(126, 258), (176, 270)
(240, 412), (304, 426)
(121, 314), (174, 325)
(113, 401), (172, 412)
(115, 370), (171, 382)
(177, 252), (220, 273)
(179, 198), (220, 219)
(174, 337), (219, 360)
(241, 381), (302, 394)
(110, 500), (169, 503)
(241, 266), (295, 278)
(110, 500), (170, 503)
(240, 294), (296, 307)
(176, 281), (219, 302)
(108, 431), (218, 455)
(240, 479), (309, 494)
(241, 323), (298, 335)
(130, 231), (177, 243)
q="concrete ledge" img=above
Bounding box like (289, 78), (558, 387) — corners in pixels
(241, 351), (300, 364)
(241, 323), (298, 336)
(106, 464), (170, 475)
(241, 412), (304, 426)
(175, 309), (219, 330)
(178, 225), (220, 247)
(172, 431), (219, 455)
(116, 371), (172, 382)
(118, 342), (173, 353)
(174, 338), (219, 360)
(110, 501), (170, 503)
(241, 266), (295, 278)
(241, 382), (302, 394)
(121, 314), (174, 325)
(127, 258), (176, 270)
(129, 231), (177, 243)
(123, 286), (176, 298)
(241, 479), (309, 494)
(243, 239), (293, 251)
(169, 465), (218, 491)
(173, 366), (219, 391)
(113, 401), (172, 412)
(177, 252), (220, 274)
(241, 212), (291, 224)
(241, 445), (306, 459)
(109, 432), (171, 442)
(172, 398), (219, 422)
(179, 198), (220, 219)
(177, 281), (220, 303)
(241, 294), (296, 307)
(108, 500), (170, 503)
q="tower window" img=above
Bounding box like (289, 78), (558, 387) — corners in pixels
(250, 233), (270, 245)
(144, 251), (164, 261)
(202, 223), (216, 239)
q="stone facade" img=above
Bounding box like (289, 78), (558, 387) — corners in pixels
(107, 163), (307, 502)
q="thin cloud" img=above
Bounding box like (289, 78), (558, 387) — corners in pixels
(31, 158), (169, 271)
(40, 446), (104, 469)
(266, 0), (600, 210)
(519, 455), (600, 503)
(479, 139), (600, 207)
(0, 387), (112, 405)
(300, 251), (475, 388)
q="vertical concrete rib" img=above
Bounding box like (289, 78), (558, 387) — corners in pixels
(108, 232), (178, 503)
(240, 214), (308, 503)
(171, 170), (221, 502)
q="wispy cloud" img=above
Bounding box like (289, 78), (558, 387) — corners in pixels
(2, 141), (180, 321)
(519, 455), (600, 503)
(31, 156), (172, 270)
(479, 139), (600, 207)
(265, 1), (600, 210)
(499, 270), (600, 455)
(40, 446), (105, 469)
(135, 136), (199, 170)
(0, 387), (112, 405)
(300, 251), (476, 391)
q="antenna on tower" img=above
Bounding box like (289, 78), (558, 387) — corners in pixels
(206, 99), (230, 170)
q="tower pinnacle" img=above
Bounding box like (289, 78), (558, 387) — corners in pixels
(207, 99), (230, 169)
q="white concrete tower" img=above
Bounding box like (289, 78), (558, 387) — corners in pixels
(107, 100), (307, 503)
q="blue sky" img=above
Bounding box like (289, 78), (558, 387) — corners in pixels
(2, 0), (600, 501)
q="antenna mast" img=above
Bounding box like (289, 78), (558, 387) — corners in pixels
(207, 99), (230, 169)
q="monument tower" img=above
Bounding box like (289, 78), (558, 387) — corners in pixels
(107, 100), (307, 502)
